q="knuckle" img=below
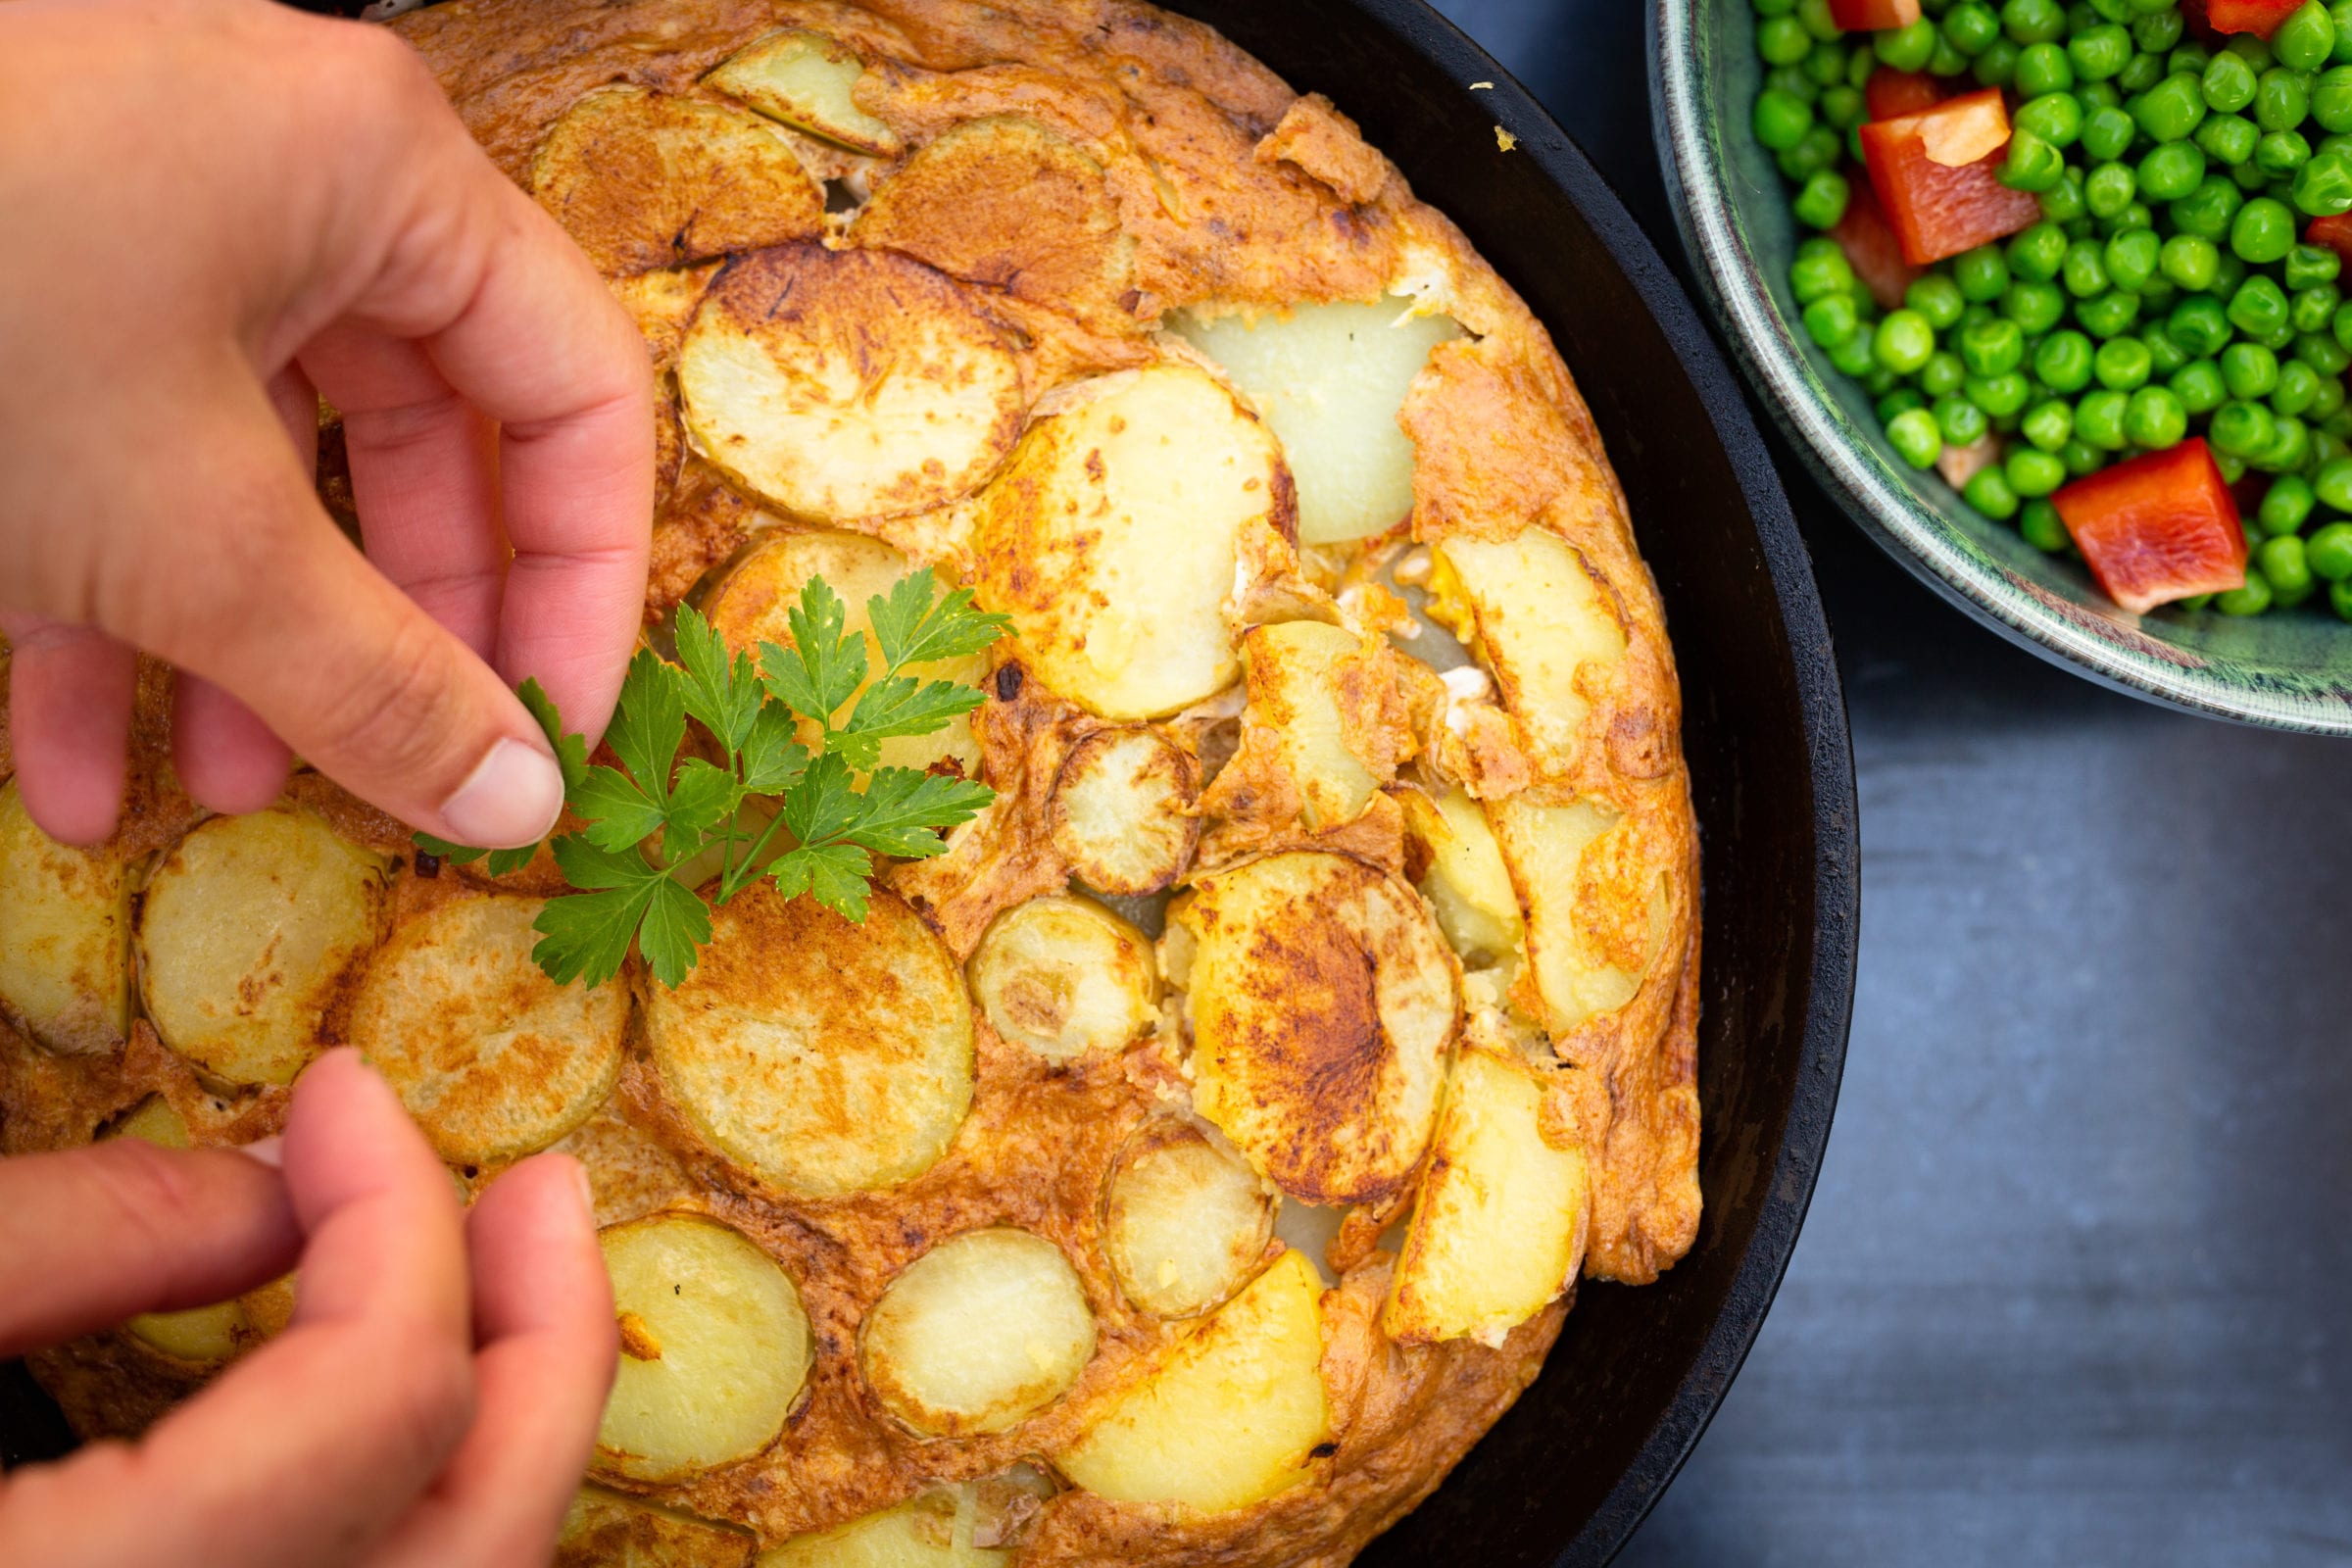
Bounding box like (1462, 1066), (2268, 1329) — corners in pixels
(368, 1321), (476, 1474)
(311, 612), (475, 787)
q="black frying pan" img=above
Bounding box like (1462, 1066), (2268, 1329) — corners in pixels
(0, 2), (1859, 1560)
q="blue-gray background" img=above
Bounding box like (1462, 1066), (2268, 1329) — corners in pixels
(1424, 1), (2352, 1561)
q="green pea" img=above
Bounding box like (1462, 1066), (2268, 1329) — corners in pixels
(2194, 112), (2260, 167)
(1829, 318), (1881, 374)
(2133, 7), (2184, 54)
(2073, 169), (2134, 232)
(2078, 290), (2143, 337)
(2094, 334), (2155, 388)
(1804, 40), (1852, 85)
(2291, 147), (2352, 213)
(2314, 368), (2349, 415)
(2077, 106), (2135, 165)
(2139, 145), (2207, 209)
(1967, 370), (2035, 415)
(2001, 128), (2068, 191)
(1797, 0), (1840, 40)
(2252, 317), (2299, 350)
(2290, 245), (2345, 294)
(1879, 388), (1928, 423)
(2212, 397), (2280, 454)
(2229, 272), (2292, 336)
(1976, 35), (2025, 84)
(1793, 171), (1851, 228)
(2298, 328), (2352, 370)
(2275, 357), (2324, 413)
(2171, 174), (2244, 240)
(2315, 65), (2352, 132)
(1965, 465), (2023, 516)
(2264, 534), (2318, 601)
(2034, 327), (2096, 388)
(1931, 35), (1973, 74)
(2333, 296), (2352, 350)
(2003, 0), (2067, 41)
(1765, 65), (1820, 107)
(2264, 472), (2319, 533)
(1878, 18), (1940, 71)
(1758, 18), (1813, 66)
(1875, 309), (1938, 373)
(2307, 517), (2352, 572)
(1802, 291), (1859, 349)
(2021, 397), (2077, 448)
(2055, 237), (2106, 298)
(2120, 49), (2166, 93)
(2004, 446), (2068, 495)
(2257, 68), (2312, 134)
(1779, 124), (1844, 180)
(1920, 350), (1969, 396)
(2077, 386), (2132, 446)
(1944, 0), (2001, 54)
(2280, 0), (2340, 73)
(2144, 321), (2190, 373)
(2067, 23), (2132, 81)
(1820, 83), (1868, 129)
(1896, 274), (1959, 330)
(2168, 294), (2231, 352)
(2108, 199), (2158, 235)
(2214, 251), (2250, 295)
(2174, 39), (2214, 76)
(2315, 427), (2349, 464)
(1853, 36), (1886, 81)
(2229, 196), (2299, 263)
(2259, 128), (2317, 174)
(2019, 91), (2087, 148)
(2134, 72), (2208, 141)
(2014, 41), (2076, 98)
(2003, 278), (2070, 331)
(2216, 566), (2276, 613)
(2020, 497), (2075, 549)
(2126, 384), (2192, 447)
(2173, 357), (2230, 411)
(1886, 406), (1944, 467)
(2293, 284), (2343, 335)
(1754, 0), (1796, 15)
(2204, 49), (2260, 114)
(2098, 228), (2160, 294)
(2040, 166), (2090, 221)
(2233, 158), (2277, 191)
(2008, 221), (2073, 282)
(1959, 315), (2027, 373)
(2062, 437), (2108, 474)
(2155, 232), (2220, 293)
(1954, 245), (2013, 302)
(2229, 31), (2277, 70)
(2317, 454), (2352, 508)
(1935, 394), (1990, 445)
(2223, 340), (2282, 398)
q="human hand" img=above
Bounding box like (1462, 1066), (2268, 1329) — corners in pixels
(0, 0), (653, 851)
(0, 1050), (617, 1568)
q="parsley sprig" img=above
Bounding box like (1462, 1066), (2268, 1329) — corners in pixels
(418, 569), (1007, 990)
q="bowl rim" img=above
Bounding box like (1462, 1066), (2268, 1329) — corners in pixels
(1649, 0), (2352, 737)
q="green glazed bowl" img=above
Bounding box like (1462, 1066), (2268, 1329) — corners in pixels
(1652, 0), (2352, 731)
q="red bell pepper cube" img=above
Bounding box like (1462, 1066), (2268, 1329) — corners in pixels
(1857, 88), (2044, 266)
(1865, 67), (1945, 121)
(1831, 177), (1921, 309)
(2202, 0), (2301, 34)
(1830, 0), (1923, 29)
(2305, 212), (2352, 264)
(2050, 439), (2248, 614)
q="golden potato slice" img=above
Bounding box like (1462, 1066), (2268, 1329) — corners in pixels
(137, 808), (389, 1088)
(610, 266), (713, 368)
(1239, 620), (1393, 829)
(1102, 1120), (1274, 1319)
(530, 86), (824, 275)
(0, 777), (131, 1054)
(348, 894), (628, 1165)
(1488, 797), (1668, 1036)
(702, 529), (988, 774)
(851, 117), (1134, 335)
(644, 881), (973, 1200)
(1055, 1248), (1328, 1511)
(1177, 852), (1454, 1206)
(1047, 726), (1199, 896)
(679, 245), (1025, 524)
(1382, 1048), (1589, 1346)
(1430, 531), (1626, 776)
(705, 28), (903, 157)
(1170, 303), (1459, 545)
(1401, 787), (1523, 972)
(596, 1213), (811, 1482)
(759, 1478), (1052, 1567)
(860, 1228), (1097, 1437)
(100, 1097), (248, 1362)
(560, 1487), (755, 1568)
(967, 895), (1156, 1062)
(969, 366), (1289, 719)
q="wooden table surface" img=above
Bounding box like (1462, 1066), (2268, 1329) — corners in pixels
(1425, 0), (2352, 1559)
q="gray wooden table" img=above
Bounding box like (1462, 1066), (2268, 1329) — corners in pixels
(1424, 1), (2352, 1560)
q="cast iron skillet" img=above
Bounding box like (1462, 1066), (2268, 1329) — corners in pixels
(0, 2), (1859, 1560)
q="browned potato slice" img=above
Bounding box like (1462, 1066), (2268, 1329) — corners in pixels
(702, 530), (988, 774)
(348, 894), (627, 1165)
(1400, 787), (1523, 972)
(860, 1228), (1097, 1437)
(1488, 797), (1669, 1036)
(1047, 726), (1199, 895)
(0, 777), (131, 1054)
(596, 1213), (810, 1482)
(759, 1478), (1048, 1567)
(610, 266), (714, 367)
(1428, 531), (1627, 775)
(643, 881), (973, 1199)
(705, 28), (902, 157)
(851, 117), (1134, 335)
(100, 1096), (248, 1362)
(530, 86), (824, 275)
(560, 1487), (755, 1568)
(970, 366), (1288, 719)
(1238, 620), (1394, 828)
(1102, 1120), (1273, 1319)
(679, 245), (1024, 524)
(1176, 852), (1454, 1206)
(1055, 1249), (1327, 1511)
(966, 895), (1155, 1061)
(1382, 1048), (1589, 1346)
(137, 808), (389, 1088)
(558, 1104), (701, 1229)
(1170, 303), (1459, 545)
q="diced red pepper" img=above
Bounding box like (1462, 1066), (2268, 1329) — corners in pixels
(1857, 88), (2044, 266)
(1831, 177), (1921, 308)
(1830, 0), (1923, 29)
(1865, 67), (1945, 122)
(2306, 212), (2352, 263)
(2202, 0), (2300, 34)
(2051, 439), (2247, 614)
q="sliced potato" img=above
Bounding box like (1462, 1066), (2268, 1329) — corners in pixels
(1177, 852), (1454, 1206)
(596, 1213), (810, 1482)
(1170, 303), (1459, 545)
(137, 808), (388, 1088)
(1401, 788), (1523, 971)
(861, 1228), (1097, 1437)
(1430, 531), (1626, 775)
(1056, 1248), (1328, 1511)
(969, 366), (1288, 719)
(1048, 726), (1199, 895)
(1102, 1120), (1273, 1319)
(560, 1487), (755, 1568)
(680, 245), (1024, 524)
(706, 28), (902, 157)
(1488, 797), (1666, 1036)
(610, 265), (715, 368)
(702, 530), (988, 774)
(530, 86), (824, 275)
(558, 1104), (701, 1229)
(759, 1478), (1047, 1567)
(1382, 1048), (1588, 1345)
(1239, 620), (1391, 829)
(644, 880), (973, 1199)
(99, 1097), (247, 1361)
(348, 894), (627, 1165)
(967, 895), (1156, 1061)
(0, 777), (131, 1054)
(851, 117), (1134, 334)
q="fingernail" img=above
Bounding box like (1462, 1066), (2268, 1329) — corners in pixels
(239, 1136), (284, 1168)
(570, 1163), (597, 1216)
(439, 737), (564, 849)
